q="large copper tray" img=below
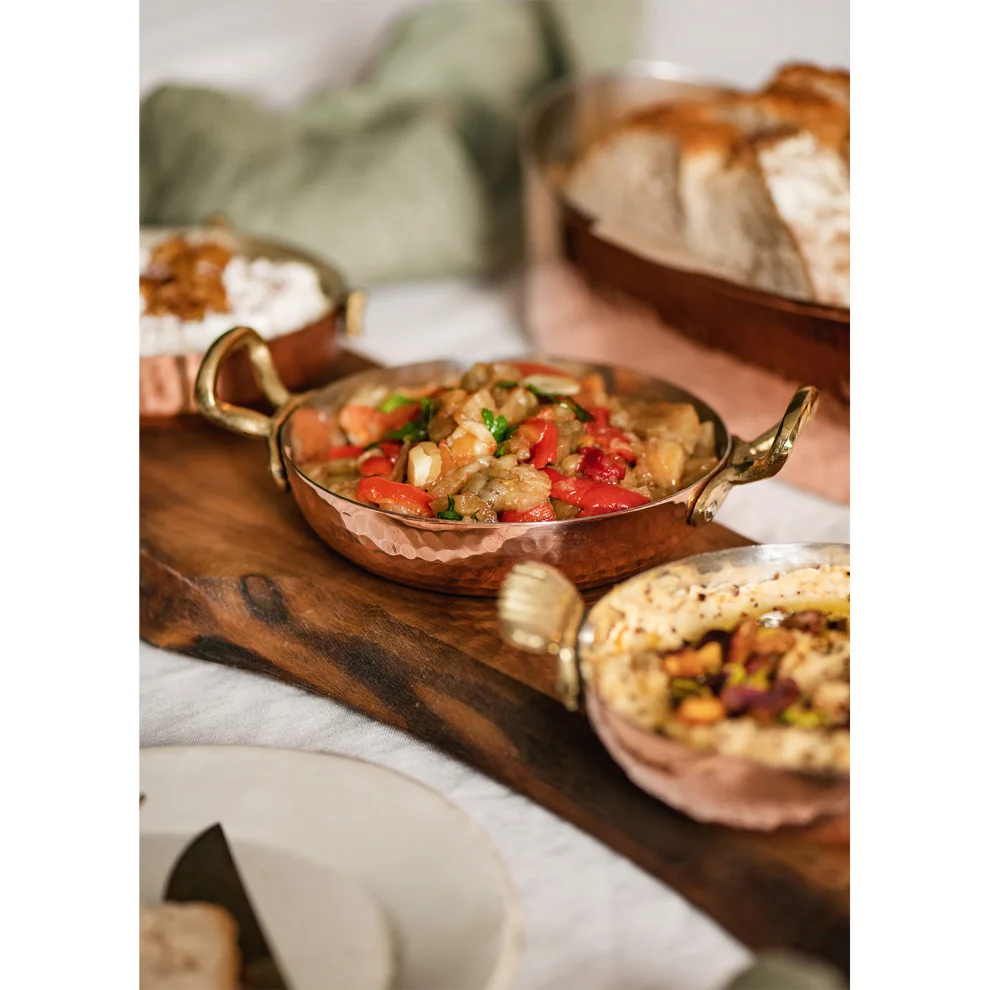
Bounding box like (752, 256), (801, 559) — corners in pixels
(520, 62), (850, 400)
(193, 326), (818, 597)
(139, 218), (365, 420)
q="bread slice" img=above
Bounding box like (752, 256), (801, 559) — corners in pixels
(140, 903), (241, 990)
(566, 106), (815, 299)
(562, 62), (848, 305)
(754, 129), (850, 306)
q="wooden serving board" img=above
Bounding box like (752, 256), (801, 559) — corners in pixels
(140, 350), (849, 975)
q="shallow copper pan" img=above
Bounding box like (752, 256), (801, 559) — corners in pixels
(498, 543), (850, 829)
(194, 326), (818, 597)
(520, 62), (850, 400)
(139, 217), (365, 421)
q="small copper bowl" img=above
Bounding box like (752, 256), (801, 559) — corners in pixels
(498, 543), (850, 829)
(140, 218), (365, 421)
(194, 326), (818, 597)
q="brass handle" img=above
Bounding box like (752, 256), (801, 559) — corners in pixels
(343, 289), (366, 338)
(193, 326), (300, 491)
(689, 385), (819, 526)
(498, 562), (586, 711)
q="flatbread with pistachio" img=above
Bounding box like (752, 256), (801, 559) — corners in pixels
(581, 565), (850, 773)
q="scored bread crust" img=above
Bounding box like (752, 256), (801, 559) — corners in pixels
(563, 62), (849, 306)
(140, 902), (241, 990)
(767, 62), (850, 107)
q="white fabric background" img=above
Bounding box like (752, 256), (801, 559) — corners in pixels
(140, 5), (849, 987)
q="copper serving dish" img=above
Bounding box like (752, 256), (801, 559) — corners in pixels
(140, 218), (365, 420)
(499, 543), (850, 829)
(520, 62), (850, 400)
(194, 326), (819, 597)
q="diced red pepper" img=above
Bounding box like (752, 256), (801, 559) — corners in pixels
(359, 456), (394, 477)
(359, 438), (404, 476)
(499, 502), (556, 523)
(549, 476), (597, 506)
(578, 446), (625, 483)
(356, 478), (435, 517)
(577, 486), (650, 515)
(543, 467), (563, 485)
(379, 440), (403, 463)
(511, 361), (566, 378)
(327, 445), (364, 460)
(586, 423), (637, 463)
(532, 422), (558, 469)
(551, 475), (649, 515)
(587, 406), (611, 428)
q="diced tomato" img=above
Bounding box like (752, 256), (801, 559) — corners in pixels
(543, 467), (563, 485)
(586, 423), (636, 463)
(511, 361), (566, 378)
(327, 445), (364, 460)
(356, 478), (435, 517)
(359, 456), (394, 477)
(587, 406), (611, 428)
(290, 408), (338, 461)
(578, 446), (625, 483)
(379, 440), (403, 463)
(383, 404), (420, 432)
(550, 476), (597, 506)
(517, 418), (558, 469)
(578, 485), (650, 515)
(339, 403), (420, 447)
(499, 502), (556, 523)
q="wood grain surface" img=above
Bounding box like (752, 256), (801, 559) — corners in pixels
(140, 350), (849, 975)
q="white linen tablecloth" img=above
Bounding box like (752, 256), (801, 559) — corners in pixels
(141, 277), (849, 990)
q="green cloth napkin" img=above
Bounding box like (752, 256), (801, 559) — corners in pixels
(140, 0), (639, 285)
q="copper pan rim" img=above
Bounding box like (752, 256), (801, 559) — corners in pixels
(278, 354), (731, 529)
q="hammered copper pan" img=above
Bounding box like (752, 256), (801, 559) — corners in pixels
(194, 326), (818, 596)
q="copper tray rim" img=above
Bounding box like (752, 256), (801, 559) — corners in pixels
(519, 60), (851, 323)
(281, 354), (733, 529)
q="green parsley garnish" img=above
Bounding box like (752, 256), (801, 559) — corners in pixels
(378, 394), (417, 413)
(495, 379), (519, 390)
(481, 407), (510, 443)
(384, 396), (435, 442)
(495, 424), (520, 456)
(437, 496), (462, 521)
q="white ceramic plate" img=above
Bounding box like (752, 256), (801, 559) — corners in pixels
(140, 746), (523, 990)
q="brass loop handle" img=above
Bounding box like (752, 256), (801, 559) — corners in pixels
(499, 561), (586, 711)
(193, 326), (299, 490)
(689, 385), (819, 526)
(343, 289), (367, 338)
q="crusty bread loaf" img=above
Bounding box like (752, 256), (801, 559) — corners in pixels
(563, 62), (850, 306)
(754, 128), (850, 306)
(140, 903), (241, 990)
(767, 63), (850, 108)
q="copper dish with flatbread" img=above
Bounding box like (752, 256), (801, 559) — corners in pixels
(499, 543), (850, 830)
